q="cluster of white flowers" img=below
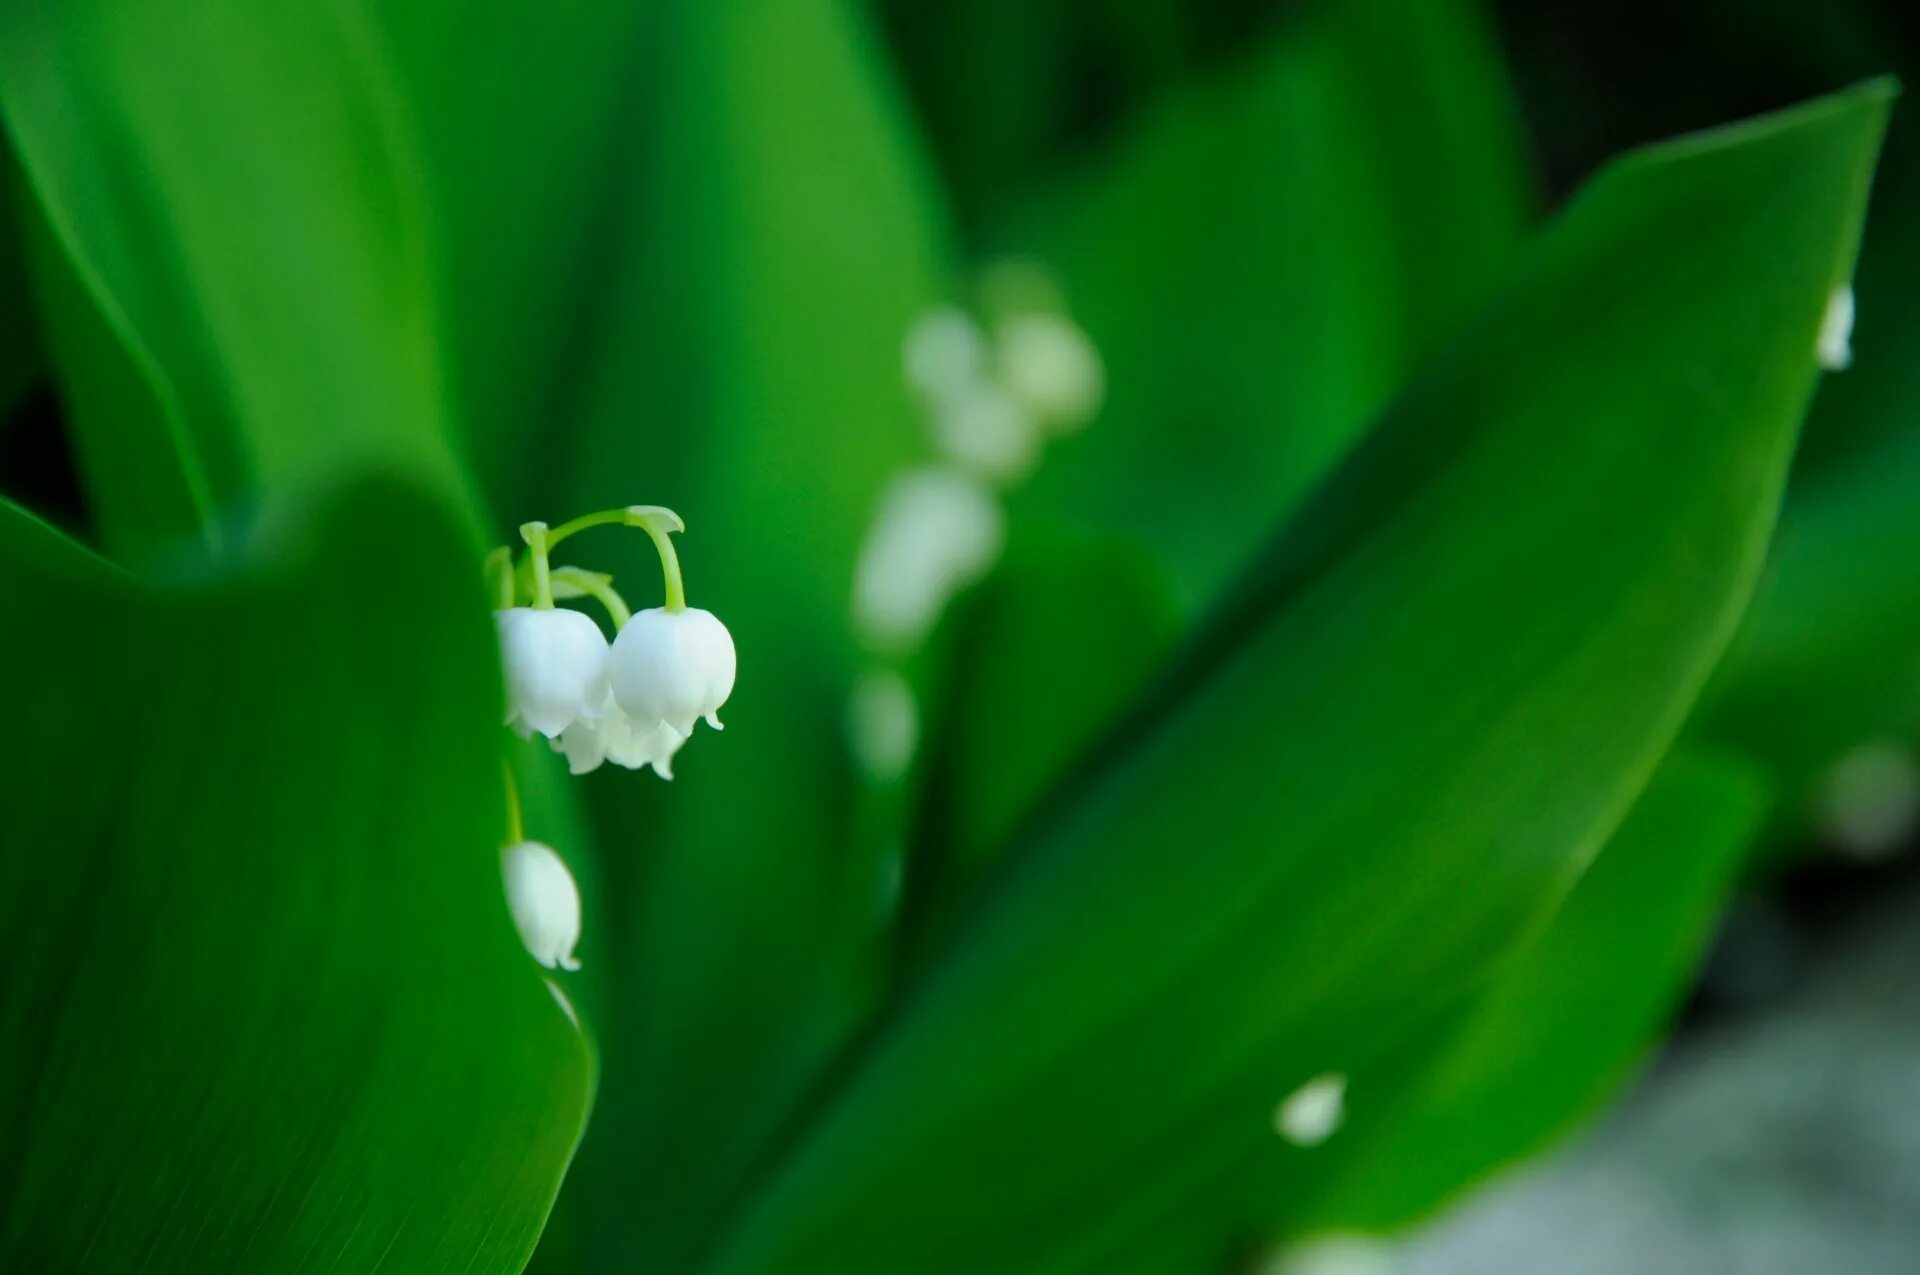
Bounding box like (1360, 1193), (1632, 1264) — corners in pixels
(491, 504), (737, 976)
(845, 263), (1104, 779)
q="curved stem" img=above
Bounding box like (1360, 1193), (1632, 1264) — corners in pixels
(552, 566), (633, 630)
(521, 521), (555, 609)
(639, 518), (687, 612)
(504, 762), (525, 844)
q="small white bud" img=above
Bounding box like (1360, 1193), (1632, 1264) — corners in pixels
(852, 466), (1004, 651)
(903, 305), (990, 401)
(1819, 740), (1919, 861)
(996, 312), (1104, 431)
(928, 377), (1041, 483)
(1817, 284), (1855, 371)
(502, 841), (582, 971)
(609, 606), (737, 736)
(846, 668), (919, 781)
(497, 606), (611, 738)
(1275, 1072), (1347, 1147)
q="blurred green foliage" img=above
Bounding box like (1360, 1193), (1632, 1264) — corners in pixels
(0, 1), (1914, 1273)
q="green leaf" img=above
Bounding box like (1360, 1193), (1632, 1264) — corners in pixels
(924, 0), (1534, 915)
(0, 143), (40, 422)
(0, 0), (467, 555)
(702, 83), (1890, 1275)
(536, 2), (955, 1268)
(0, 481), (592, 1271)
(1292, 746), (1768, 1236)
(1003, 0), (1533, 615)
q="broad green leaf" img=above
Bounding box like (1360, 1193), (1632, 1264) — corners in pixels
(537, 2), (955, 1268)
(926, 0), (1533, 908)
(1098, 746), (1769, 1272)
(1698, 207), (1920, 831)
(0, 0), (466, 555)
(1004, 0), (1532, 615)
(375, 0), (650, 518)
(703, 84), (1890, 1275)
(0, 481), (591, 1272)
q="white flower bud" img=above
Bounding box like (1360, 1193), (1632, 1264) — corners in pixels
(846, 667), (918, 781)
(497, 606), (610, 738)
(852, 466), (1004, 651)
(903, 305), (989, 401)
(609, 606), (737, 736)
(929, 378), (1041, 483)
(553, 699), (690, 780)
(501, 840), (581, 971)
(1274, 1072), (1347, 1147)
(997, 312), (1104, 430)
(1817, 284), (1855, 371)
(1819, 740), (1919, 860)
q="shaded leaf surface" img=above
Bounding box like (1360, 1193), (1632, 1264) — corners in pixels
(0, 483), (592, 1273)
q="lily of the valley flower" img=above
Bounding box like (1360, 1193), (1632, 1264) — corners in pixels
(996, 311), (1105, 430)
(501, 840), (582, 971)
(497, 606), (610, 738)
(554, 697), (689, 779)
(610, 606), (738, 736)
(1818, 283), (1856, 371)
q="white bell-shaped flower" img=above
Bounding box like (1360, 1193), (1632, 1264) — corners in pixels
(903, 305), (990, 402)
(609, 606), (737, 735)
(497, 606), (610, 738)
(553, 697), (690, 780)
(997, 312), (1105, 430)
(929, 378), (1041, 483)
(852, 466), (1005, 650)
(501, 840), (582, 971)
(1817, 283), (1855, 371)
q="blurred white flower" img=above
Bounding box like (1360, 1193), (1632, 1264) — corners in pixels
(1817, 284), (1855, 371)
(853, 466), (1005, 650)
(1275, 1072), (1347, 1147)
(929, 377), (1041, 482)
(1256, 1235), (1394, 1275)
(997, 311), (1105, 430)
(847, 667), (919, 781)
(501, 840), (581, 971)
(609, 606), (737, 736)
(497, 606), (610, 738)
(553, 700), (689, 779)
(1819, 740), (1919, 861)
(903, 305), (990, 402)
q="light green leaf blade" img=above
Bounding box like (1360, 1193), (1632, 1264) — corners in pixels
(539, 2), (954, 1268)
(705, 83), (1891, 1275)
(0, 482), (592, 1272)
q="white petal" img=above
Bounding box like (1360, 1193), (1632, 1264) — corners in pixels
(609, 606), (737, 735)
(501, 841), (582, 971)
(497, 607), (611, 738)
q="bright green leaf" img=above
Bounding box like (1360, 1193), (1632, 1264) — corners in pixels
(704, 83), (1890, 1275)
(0, 482), (592, 1272)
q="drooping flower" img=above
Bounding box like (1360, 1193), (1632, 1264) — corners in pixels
(609, 606), (738, 736)
(902, 305), (990, 402)
(553, 698), (690, 779)
(996, 311), (1105, 430)
(928, 377), (1041, 482)
(501, 840), (582, 971)
(496, 606), (610, 738)
(852, 466), (1005, 650)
